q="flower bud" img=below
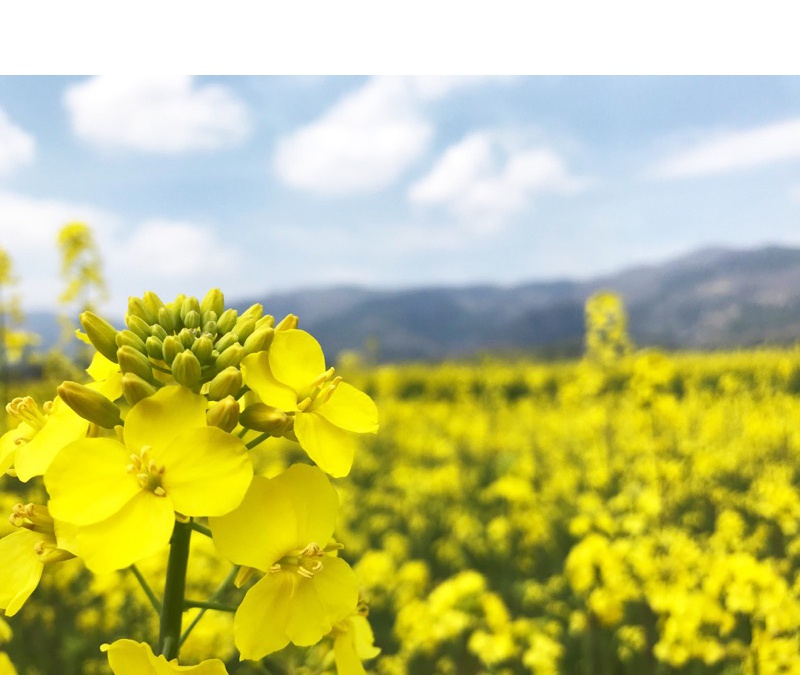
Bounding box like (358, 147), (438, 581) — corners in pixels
(150, 324), (168, 341)
(275, 314), (299, 331)
(256, 315), (275, 329)
(145, 336), (165, 360)
(161, 335), (185, 365)
(239, 303), (264, 323)
(203, 320), (218, 336)
(117, 345), (155, 382)
(217, 308), (238, 334)
(240, 402), (290, 435)
(243, 326), (275, 355)
(180, 296), (201, 324)
(233, 318), (256, 342)
(202, 310), (218, 325)
(200, 288), (225, 318)
(79, 311), (119, 363)
(215, 332), (239, 353)
(122, 372), (158, 406)
(142, 291), (165, 320)
(191, 335), (214, 364)
(178, 328), (196, 349)
(167, 295), (186, 331)
(57, 381), (122, 428)
(183, 309), (202, 329)
(172, 350), (202, 389)
(158, 306), (176, 333)
(126, 314), (152, 342)
(206, 396), (239, 433)
(215, 343), (245, 370)
(115, 329), (147, 354)
(128, 296), (155, 324)
(207, 366), (243, 401)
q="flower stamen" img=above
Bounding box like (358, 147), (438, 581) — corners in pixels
(126, 445), (167, 495)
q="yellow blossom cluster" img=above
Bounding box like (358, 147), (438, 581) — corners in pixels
(0, 289), (379, 673)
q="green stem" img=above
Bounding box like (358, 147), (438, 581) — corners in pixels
(159, 518), (192, 660)
(180, 566), (238, 646)
(245, 432), (271, 449)
(129, 564), (162, 614)
(183, 599), (237, 612)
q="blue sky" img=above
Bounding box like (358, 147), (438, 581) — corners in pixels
(1, 76), (800, 314)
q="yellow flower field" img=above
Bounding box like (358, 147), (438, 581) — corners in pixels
(5, 344), (800, 673)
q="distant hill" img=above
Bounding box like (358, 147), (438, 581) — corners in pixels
(21, 245), (800, 363)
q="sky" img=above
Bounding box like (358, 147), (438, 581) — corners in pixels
(1, 75), (800, 314)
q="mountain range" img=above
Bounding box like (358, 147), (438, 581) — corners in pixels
(21, 245), (800, 363)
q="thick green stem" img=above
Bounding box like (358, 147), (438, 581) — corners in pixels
(159, 518), (192, 660)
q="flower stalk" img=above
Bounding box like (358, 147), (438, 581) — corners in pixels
(159, 519), (192, 660)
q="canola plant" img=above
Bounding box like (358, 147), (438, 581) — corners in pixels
(3, 290), (800, 674)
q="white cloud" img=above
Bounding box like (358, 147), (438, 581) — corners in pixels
(408, 131), (582, 230)
(651, 118), (800, 179)
(64, 76), (251, 154)
(114, 219), (238, 278)
(273, 76), (515, 196)
(274, 76), (433, 195)
(0, 108), (35, 175)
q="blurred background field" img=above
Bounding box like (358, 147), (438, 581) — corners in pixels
(6, 280), (800, 674)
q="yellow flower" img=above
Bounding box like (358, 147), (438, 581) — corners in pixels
(332, 610), (380, 675)
(0, 504), (74, 616)
(101, 639), (228, 674)
(210, 464), (359, 660)
(241, 329), (378, 477)
(44, 386), (252, 574)
(2, 363), (122, 482)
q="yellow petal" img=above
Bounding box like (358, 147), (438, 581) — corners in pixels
(45, 438), (140, 526)
(285, 556), (359, 646)
(234, 573), (293, 660)
(268, 330), (326, 392)
(93, 369), (123, 401)
(334, 630), (367, 675)
(0, 423), (34, 475)
(0, 530), (44, 616)
(294, 413), (355, 478)
(102, 638), (229, 674)
(75, 491), (175, 574)
(318, 382), (379, 434)
(124, 386), (207, 455)
(210, 475), (296, 571)
(0, 652), (17, 675)
(87, 353), (122, 386)
(15, 399), (89, 482)
(158, 427), (252, 517)
(241, 352), (297, 411)
(351, 614), (381, 659)
(210, 465), (338, 572)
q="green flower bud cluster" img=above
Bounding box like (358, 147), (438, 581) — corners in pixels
(80, 289), (275, 403)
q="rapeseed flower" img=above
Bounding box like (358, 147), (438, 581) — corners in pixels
(102, 639), (228, 674)
(0, 504), (74, 616)
(209, 463), (359, 660)
(45, 385), (252, 573)
(241, 329), (378, 477)
(331, 609), (380, 675)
